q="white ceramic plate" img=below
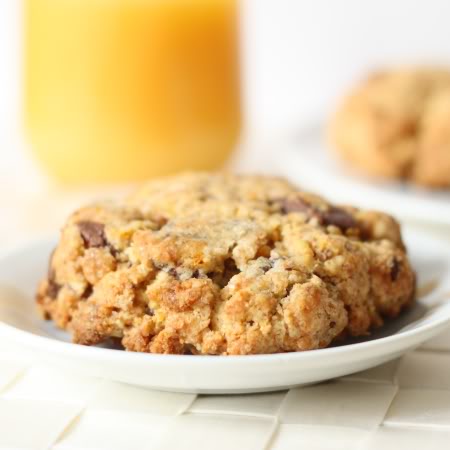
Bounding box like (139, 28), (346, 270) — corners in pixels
(0, 230), (449, 394)
(277, 124), (450, 225)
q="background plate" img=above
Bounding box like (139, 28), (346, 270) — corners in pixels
(277, 124), (450, 225)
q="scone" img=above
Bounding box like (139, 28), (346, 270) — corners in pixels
(329, 67), (450, 188)
(36, 173), (415, 355)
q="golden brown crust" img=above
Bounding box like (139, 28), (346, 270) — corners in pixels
(36, 173), (415, 355)
(330, 67), (450, 188)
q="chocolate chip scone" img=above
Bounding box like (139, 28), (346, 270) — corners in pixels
(330, 67), (450, 188)
(36, 173), (415, 355)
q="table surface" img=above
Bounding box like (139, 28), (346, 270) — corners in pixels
(1, 153), (450, 450)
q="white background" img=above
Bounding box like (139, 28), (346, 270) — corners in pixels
(242, 0), (450, 137)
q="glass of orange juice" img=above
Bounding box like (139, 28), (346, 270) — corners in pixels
(25, 0), (241, 183)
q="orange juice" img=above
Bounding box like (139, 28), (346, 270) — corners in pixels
(25, 0), (240, 183)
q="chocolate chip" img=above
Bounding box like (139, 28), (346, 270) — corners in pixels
(153, 215), (168, 230)
(321, 207), (357, 231)
(78, 221), (107, 248)
(108, 245), (118, 257)
(82, 285), (93, 299)
(183, 344), (198, 355)
(47, 279), (61, 299)
(390, 258), (401, 281)
(146, 307), (155, 316)
(47, 251), (61, 299)
(280, 197), (313, 215)
(256, 257), (274, 274)
(281, 197), (359, 234)
(247, 320), (255, 326)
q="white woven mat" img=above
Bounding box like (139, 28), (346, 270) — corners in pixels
(1, 328), (450, 450)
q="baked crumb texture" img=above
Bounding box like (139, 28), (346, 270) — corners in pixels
(330, 67), (450, 188)
(36, 173), (415, 355)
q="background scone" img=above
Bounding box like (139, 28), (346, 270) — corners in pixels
(36, 173), (415, 355)
(329, 67), (450, 188)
